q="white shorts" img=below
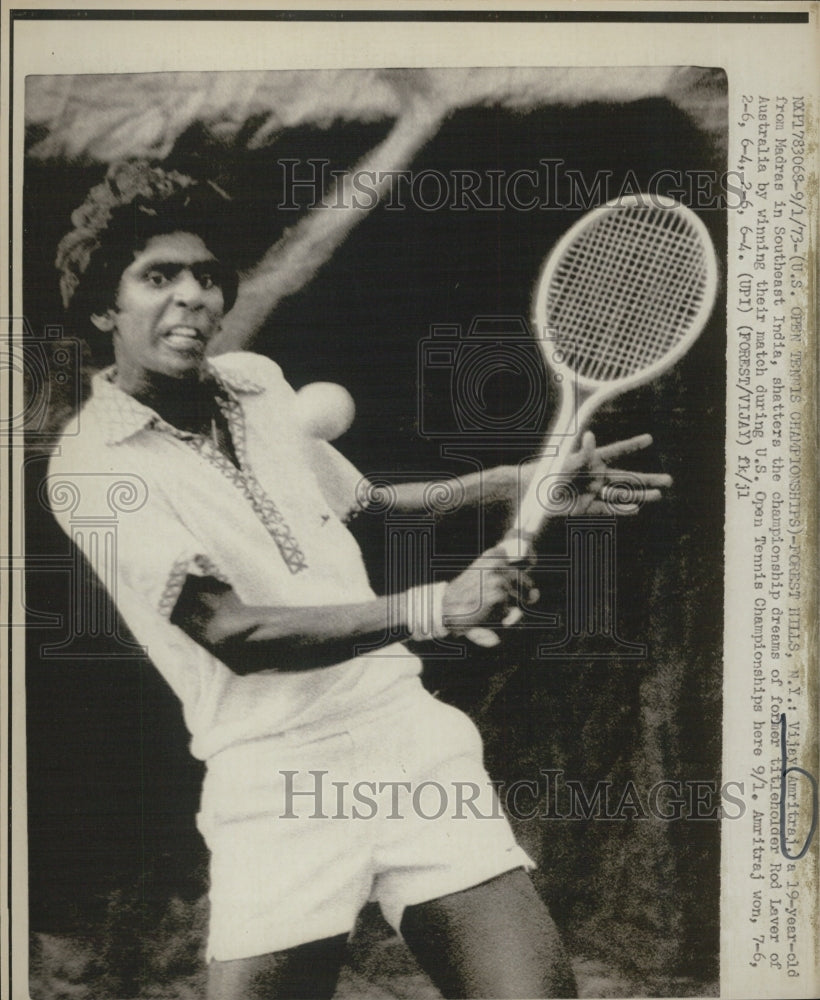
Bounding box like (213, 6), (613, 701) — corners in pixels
(197, 676), (533, 962)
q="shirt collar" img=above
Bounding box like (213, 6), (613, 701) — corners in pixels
(91, 361), (264, 445)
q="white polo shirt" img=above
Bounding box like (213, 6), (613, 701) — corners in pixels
(48, 352), (422, 760)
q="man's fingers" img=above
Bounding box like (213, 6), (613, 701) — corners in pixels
(600, 470), (673, 488)
(499, 567), (536, 596)
(502, 607), (523, 627)
(594, 433), (654, 461)
(599, 485), (666, 504)
(627, 471), (672, 488)
(464, 626), (501, 648)
(633, 488), (663, 504)
(474, 543), (517, 570)
(594, 487), (664, 513)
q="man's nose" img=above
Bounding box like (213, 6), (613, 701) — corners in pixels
(173, 269), (205, 307)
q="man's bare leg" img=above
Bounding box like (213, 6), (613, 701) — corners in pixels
(400, 868), (576, 999)
(206, 933), (348, 1000)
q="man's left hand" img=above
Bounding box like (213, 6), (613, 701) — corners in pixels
(519, 431), (673, 519)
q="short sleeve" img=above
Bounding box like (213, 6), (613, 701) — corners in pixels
(214, 351), (369, 522)
(307, 439), (369, 522)
(210, 351), (286, 392)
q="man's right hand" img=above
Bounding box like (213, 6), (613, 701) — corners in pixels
(442, 545), (538, 648)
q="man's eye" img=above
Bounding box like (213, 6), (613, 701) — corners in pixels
(194, 266), (222, 290)
(145, 270), (169, 287)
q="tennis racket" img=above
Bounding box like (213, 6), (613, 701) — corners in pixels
(503, 194), (718, 560)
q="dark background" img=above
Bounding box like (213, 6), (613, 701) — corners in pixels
(25, 93), (726, 989)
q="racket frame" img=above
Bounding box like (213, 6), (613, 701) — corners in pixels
(508, 194), (718, 554)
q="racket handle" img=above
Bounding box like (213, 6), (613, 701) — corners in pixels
(503, 431), (582, 563)
(499, 529), (537, 566)
(497, 390), (591, 634)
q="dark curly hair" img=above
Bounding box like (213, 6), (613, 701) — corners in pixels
(56, 161), (240, 328)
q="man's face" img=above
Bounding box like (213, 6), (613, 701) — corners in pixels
(94, 231), (226, 391)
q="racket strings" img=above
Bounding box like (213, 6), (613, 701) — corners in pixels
(552, 213), (706, 380)
(557, 209), (704, 349)
(606, 220), (706, 379)
(554, 212), (704, 380)
(617, 211), (710, 358)
(556, 217), (674, 376)
(543, 205), (711, 382)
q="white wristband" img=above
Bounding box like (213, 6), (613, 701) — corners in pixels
(407, 581), (449, 642)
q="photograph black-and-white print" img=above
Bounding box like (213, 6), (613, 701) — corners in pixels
(18, 62), (730, 999)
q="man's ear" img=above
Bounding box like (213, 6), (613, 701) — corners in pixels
(90, 310), (116, 333)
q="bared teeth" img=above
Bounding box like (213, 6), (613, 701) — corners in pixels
(164, 327), (205, 352)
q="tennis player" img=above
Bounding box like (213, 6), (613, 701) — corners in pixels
(50, 162), (670, 999)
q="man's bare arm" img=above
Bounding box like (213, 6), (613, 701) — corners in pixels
(171, 576), (410, 673)
(384, 434), (672, 520)
(385, 467), (520, 518)
(171, 547), (534, 675)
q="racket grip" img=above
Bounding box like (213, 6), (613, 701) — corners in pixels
(499, 528), (537, 566)
(511, 409), (589, 545)
(497, 533), (534, 630)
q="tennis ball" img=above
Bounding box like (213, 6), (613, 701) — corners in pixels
(295, 382), (356, 441)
